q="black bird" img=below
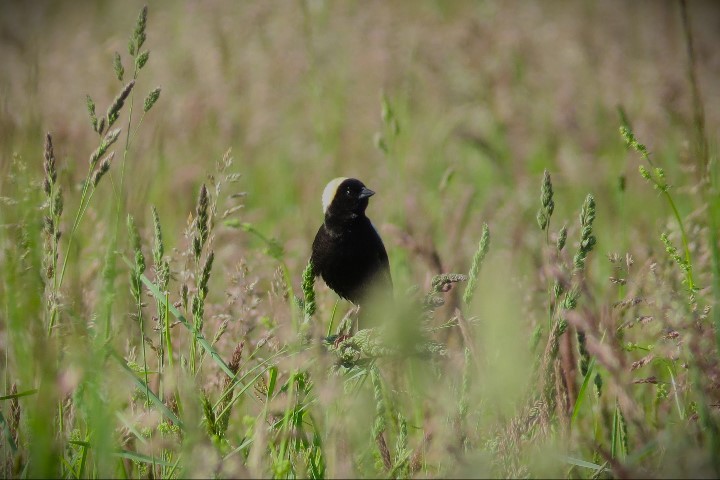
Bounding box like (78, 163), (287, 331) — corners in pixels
(310, 177), (392, 306)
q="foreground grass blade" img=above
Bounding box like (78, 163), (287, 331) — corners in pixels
(0, 412), (18, 452)
(115, 449), (177, 468)
(571, 356), (596, 427)
(223, 438), (254, 461)
(0, 389), (38, 401)
(130, 261), (237, 379)
(108, 347), (183, 428)
(556, 454), (608, 472)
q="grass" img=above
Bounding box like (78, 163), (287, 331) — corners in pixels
(1, 2), (719, 478)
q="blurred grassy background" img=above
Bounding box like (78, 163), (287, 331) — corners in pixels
(2, 1), (718, 280)
(1, 1), (719, 477)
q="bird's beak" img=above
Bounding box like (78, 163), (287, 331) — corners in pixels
(358, 187), (375, 199)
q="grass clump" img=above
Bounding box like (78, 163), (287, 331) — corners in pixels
(2, 3), (720, 479)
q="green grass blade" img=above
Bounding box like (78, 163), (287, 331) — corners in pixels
(571, 356), (596, 426)
(0, 388), (38, 401)
(115, 449), (177, 467)
(267, 366), (278, 400)
(223, 437), (254, 461)
(116, 412), (148, 445)
(108, 347), (183, 428)
(127, 258), (236, 379)
(215, 368), (273, 422)
(0, 411), (18, 451)
(556, 454), (607, 472)
(611, 402), (619, 458)
(132, 259), (277, 409)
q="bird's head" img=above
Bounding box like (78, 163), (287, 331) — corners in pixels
(322, 177), (375, 219)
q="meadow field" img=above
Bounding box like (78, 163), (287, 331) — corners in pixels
(1, 1), (719, 477)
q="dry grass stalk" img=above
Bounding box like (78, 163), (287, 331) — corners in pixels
(217, 342), (244, 436)
(9, 384), (20, 447)
(409, 431), (432, 474)
(375, 432), (392, 471)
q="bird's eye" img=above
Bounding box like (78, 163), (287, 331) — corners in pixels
(346, 187), (352, 196)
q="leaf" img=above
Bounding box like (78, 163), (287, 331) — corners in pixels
(108, 347), (183, 428)
(0, 411), (17, 452)
(0, 388), (38, 401)
(556, 454), (607, 472)
(115, 449), (177, 467)
(267, 366), (278, 400)
(571, 356), (596, 426)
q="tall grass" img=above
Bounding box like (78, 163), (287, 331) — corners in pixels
(1, 3), (719, 478)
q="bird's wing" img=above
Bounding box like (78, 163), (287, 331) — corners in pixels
(370, 222), (393, 290)
(309, 224), (328, 277)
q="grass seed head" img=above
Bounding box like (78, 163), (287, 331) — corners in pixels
(89, 128), (121, 166)
(200, 389), (218, 437)
(536, 210), (548, 231)
(557, 225), (567, 251)
(216, 342), (244, 438)
(228, 342), (244, 374)
(43, 132), (56, 183)
(620, 125), (649, 158)
(113, 51), (124, 81)
(301, 261), (316, 320)
(541, 169), (554, 216)
(432, 273), (468, 294)
(199, 250), (215, 299)
(638, 165), (651, 182)
(106, 80), (135, 128)
(151, 206), (170, 290)
(52, 186), (63, 219)
(537, 169), (554, 231)
(43, 216), (54, 236)
(86, 95), (98, 132)
(151, 205), (164, 265)
(97, 116), (106, 136)
(463, 223), (490, 305)
(191, 295), (202, 320)
(371, 366), (386, 436)
(127, 214), (145, 275)
(136, 50), (150, 70)
(573, 194), (597, 272)
(129, 6), (148, 56)
(661, 232), (690, 273)
(193, 184), (210, 260)
(580, 194), (596, 228)
(563, 288), (579, 311)
(143, 87), (161, 113)
(92, 152), (114, 187)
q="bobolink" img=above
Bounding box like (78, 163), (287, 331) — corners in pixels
(310, 177), (392, 306)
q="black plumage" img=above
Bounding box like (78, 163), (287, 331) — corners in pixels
(310, 177), (392, 305)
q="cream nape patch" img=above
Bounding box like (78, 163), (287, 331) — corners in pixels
(321, 177), (348, 214)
